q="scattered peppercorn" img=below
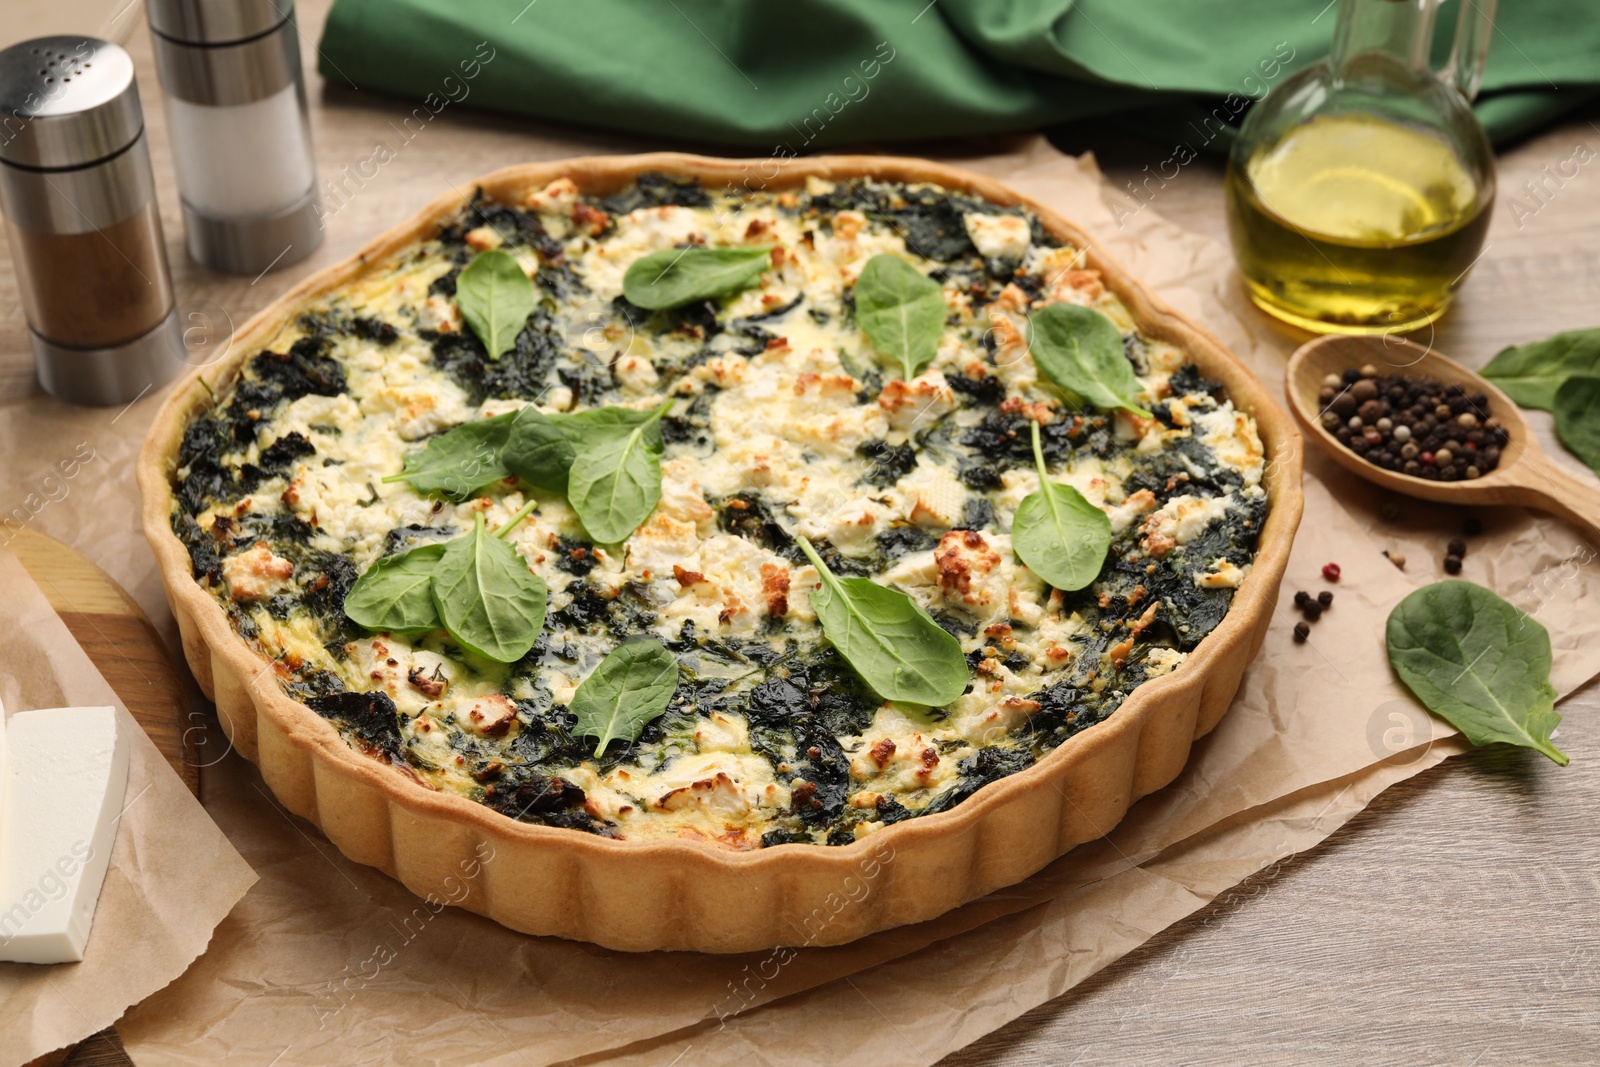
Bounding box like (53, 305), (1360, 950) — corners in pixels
(1463, 515), (1483, 536)
(1384, 549), (1406, 569)
(1293, 621), (1311, 643)
(1447, 538), (1467, 558)
(1444, 555), (1463, 575)
(1318, 368), (1507, 481)
(1291, 583), (1333, 634)
(1322, 562), (1341, 582)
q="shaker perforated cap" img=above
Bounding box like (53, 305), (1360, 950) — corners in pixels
(0, 37), (143, 170)
(146, 0), (295, 45)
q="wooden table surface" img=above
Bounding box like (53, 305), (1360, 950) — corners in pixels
(4, 2), (1599, 1064)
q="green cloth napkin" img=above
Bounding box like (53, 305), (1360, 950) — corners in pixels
(317, 0), (1600, 152)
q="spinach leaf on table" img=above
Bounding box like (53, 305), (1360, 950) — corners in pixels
(344, 543), (447, 635)
(1385, 579), (1567, 765)
(796, 536), (969, 708)
(854, 253), (946, 381)
(569, 637), (681, 756)
(455, 249), (535, 361)
(622, 246), (772, 310)
(1027, 303), (1151, 418)
(1013, 421), (1112, 591)
(431, 512), (549, 663)
(1481, 327), (1600, 410)
(1553, 375), (1600, 477)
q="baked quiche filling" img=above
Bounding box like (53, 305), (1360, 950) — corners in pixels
(170, 173), (1267, 848)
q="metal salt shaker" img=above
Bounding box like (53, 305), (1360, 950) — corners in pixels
(147, 0), (322, 275)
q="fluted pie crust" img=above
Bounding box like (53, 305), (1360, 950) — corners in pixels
(138, 154), (1302, 953)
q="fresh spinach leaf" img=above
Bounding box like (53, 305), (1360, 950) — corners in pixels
(344, 543), (447, 634)
(1027, 303), (1152, 417)
(431, 512), (548, 663)
(566, 401), (672, 543)
(1481, 327), (1600, 410)
(1013, 421), (1112, 591)
(384, 400), (675, 538)
(569, 637), (681, 756)
(504, 404), (666, 499)
(383, 413), (516, 500)
(555, 404), (671, 439)
(854, 254), (946, 380)
(1553, 375), (1600, 477)
(622, 246), (772, 310)
(796, 536), (969, 708)
(1385, 580), (1567, 765)
(502, 407), (579, 494)
(456, 249), (535, 361)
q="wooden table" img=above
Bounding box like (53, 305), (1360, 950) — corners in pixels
(3, 2), (1598, 1062)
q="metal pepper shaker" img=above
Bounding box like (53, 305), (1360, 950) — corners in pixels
(0, 37), (183, 406)
(147, 0), (322, 275)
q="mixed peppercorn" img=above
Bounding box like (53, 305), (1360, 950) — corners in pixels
(1318, 364), (1509, 480)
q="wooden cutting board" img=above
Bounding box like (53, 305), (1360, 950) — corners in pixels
(8, 527), (196, 794)
(10, 527), (196, 1067)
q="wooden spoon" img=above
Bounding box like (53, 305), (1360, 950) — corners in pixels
(1286, 333), (1600, 536)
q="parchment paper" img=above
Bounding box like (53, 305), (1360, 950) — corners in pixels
(0, 138), (1595, 1067)
(0, 549), (256, 1067)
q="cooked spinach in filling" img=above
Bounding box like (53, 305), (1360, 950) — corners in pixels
(171, 173), (1267, 848)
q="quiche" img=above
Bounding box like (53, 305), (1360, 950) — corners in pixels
(141, 155), (1301, 951)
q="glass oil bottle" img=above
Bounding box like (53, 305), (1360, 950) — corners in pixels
(1226, 0), (1497, 334)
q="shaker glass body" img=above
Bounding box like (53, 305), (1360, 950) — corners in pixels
(149, 1), (322, 274)
(166, 82), (315, 219)
(2, 135), (175, 350)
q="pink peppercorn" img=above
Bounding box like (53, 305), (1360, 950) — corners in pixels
(1322, 562), (1341, 582)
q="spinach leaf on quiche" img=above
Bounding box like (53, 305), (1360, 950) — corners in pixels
(455, 249), (535, 361)
(855, 254), (946, 380)
(344, 543), (447, 635)
(1028, 303), (1151, 418)
(797, 536), (969, 708)
(502, 407), (580, 494)
(431, 513), (549, 664)
(565, 401), (672, 544)
(622, 246), (772, 310)
(570, 638), (681, 756)
(1013, 422), (1112, 591)
(382, 412), (517, 501)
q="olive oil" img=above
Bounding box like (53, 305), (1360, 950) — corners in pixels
(1226, 112), (1491, 334)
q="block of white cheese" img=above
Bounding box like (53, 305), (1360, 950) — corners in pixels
(0, 706), (130, 964)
